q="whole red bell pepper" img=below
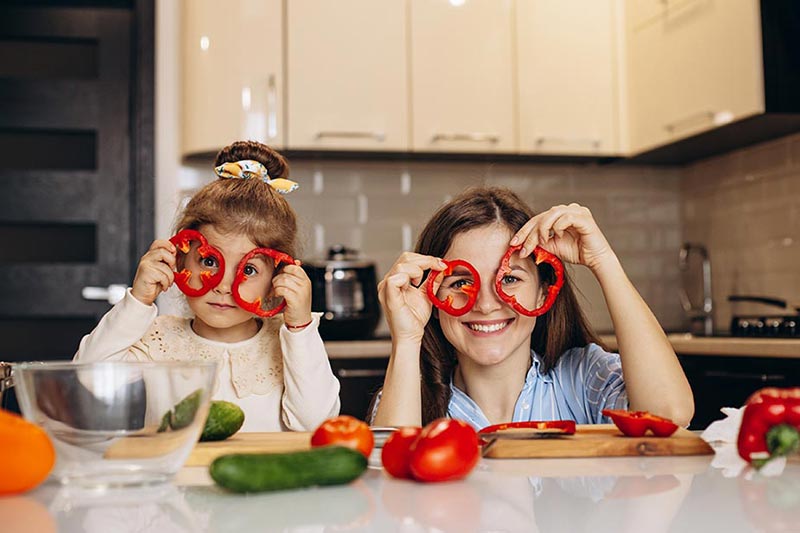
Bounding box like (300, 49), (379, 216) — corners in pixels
(169, 229), (225, 297)
(737, 387), (800, 468)
(495, 244), (564, 317)
(231, 247), (295, 317)
(426, 259), (480, 316)
(602, 409), (679, 437)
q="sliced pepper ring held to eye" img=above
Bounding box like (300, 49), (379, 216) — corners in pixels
(426, 259), (481, 317)
(495, 244), (564, 317)
(169, 229), (225, 297)
(232, 248), (296, 317)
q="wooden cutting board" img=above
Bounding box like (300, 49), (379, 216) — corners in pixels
(481, 424), (714, 459)
(185, 431), (312, 466)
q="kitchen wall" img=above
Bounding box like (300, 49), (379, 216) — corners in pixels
(176, 158), (685, 335)
(155, 1), (684, 336)
(682, 132), (800, 332)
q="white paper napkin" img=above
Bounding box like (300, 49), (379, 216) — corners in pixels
(701, 406), (786, 477)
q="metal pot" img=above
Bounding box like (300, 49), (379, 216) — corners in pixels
(302, 245), (381, 340)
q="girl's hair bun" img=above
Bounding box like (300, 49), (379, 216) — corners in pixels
(214, 140), (289, 181)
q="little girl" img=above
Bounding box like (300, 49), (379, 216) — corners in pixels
(74, 141), (340, 431)
(372, 187), (693, 428)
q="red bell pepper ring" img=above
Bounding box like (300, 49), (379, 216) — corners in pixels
(737, 387), (800, 468)
(495, 244), (564, 317)
(231, 247), (296, 317)
(169, 229), (225, 297)
(602, 409), (679, 438)
(425, 259), (480, 317)
(477, 420), (576, 445)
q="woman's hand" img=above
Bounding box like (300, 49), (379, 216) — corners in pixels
(378, 253), (447, 344)
(131, 239), (176, 306)
(510, 203), (616, 272)
(273, 263), (313, 330)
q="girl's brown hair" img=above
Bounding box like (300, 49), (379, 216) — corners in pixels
(417, 187), (602, 424)
(174, 141), (298, 256)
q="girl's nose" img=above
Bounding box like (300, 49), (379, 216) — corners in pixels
(474, 278), (502, 314)
(213, 265), (236, 294)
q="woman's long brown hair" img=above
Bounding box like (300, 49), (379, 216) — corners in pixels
(416, 187), (602, 424)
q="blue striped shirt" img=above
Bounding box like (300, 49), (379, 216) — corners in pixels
(370, 343), (628, 429)
(450, 343), (628, 430)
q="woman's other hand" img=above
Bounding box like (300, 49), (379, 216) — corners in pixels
(131, 239), (176, 305)
(510, 203), (615, 272)
(378, 253), (447, 344)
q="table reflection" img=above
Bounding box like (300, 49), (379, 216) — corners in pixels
(47, 483), (198, 533)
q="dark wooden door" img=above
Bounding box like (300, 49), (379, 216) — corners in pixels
(0, 1), (153, 376)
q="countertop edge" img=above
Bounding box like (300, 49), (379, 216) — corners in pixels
(324, 335), (800, 359)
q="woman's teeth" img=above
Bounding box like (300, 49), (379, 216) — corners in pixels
(468, 321), (510, 333)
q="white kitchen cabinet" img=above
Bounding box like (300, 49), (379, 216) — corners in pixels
(626, 0), (764, 153)
(410, 0), (516, 153)
(516, 0), (621, 155)
(182, 0), (284, 156)
(286, 0), (408, 151)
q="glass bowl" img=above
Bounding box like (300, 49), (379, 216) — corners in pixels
(13, 361), (216, 488)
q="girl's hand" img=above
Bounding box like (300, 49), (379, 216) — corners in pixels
(378, 253), (447, 344)
(131, 240), (177, 306)
(273, 263), (313, 329)
(510, 203), (616, 272)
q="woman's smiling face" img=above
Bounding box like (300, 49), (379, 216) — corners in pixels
(436, 223), (543, 368)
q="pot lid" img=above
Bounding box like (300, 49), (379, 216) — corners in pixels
(304, 245), (376, 269)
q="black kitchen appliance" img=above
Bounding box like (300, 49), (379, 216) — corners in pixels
(302, 245), (381, 340)
(728, 295), (800, 338)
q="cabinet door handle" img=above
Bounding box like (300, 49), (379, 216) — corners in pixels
(336, 369), (386, 379)
(704, 370), (786, 382)
(664, 110), (733, 134)
(267, 74), (278, 140)
(316, 131), (386, 142)
(431, 132), (500, 144)
(534, 136), (601, 149)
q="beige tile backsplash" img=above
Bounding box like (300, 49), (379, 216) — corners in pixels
(682, 132), (800, 333)
(178, 131), (800, 337)
(285, 160), (685, 335)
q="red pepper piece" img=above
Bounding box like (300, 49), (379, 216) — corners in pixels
(425, 259), (480, 316)
(602, 409), (679, 438)
(737, 387), (800, 468)
(169, 229), (225, 297)
(478, 420), (577, 435)
(231, 248), (296, 317)
(495, 244), (564, 317)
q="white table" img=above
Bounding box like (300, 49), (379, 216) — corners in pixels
(19, 442), (799, 532)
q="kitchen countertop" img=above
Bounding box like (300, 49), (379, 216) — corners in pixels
(325, 334), (800, 359)
(20, 442), (800, 532)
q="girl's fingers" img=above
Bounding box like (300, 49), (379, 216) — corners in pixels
(150, 239), (176, 253)
(151, 247), (177, 269)
(281, 264), (309, 280)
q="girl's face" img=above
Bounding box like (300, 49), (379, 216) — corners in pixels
(436, 224), (544, 369)
(184, 224), (276, 342)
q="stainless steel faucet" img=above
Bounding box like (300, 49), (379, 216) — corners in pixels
(679, 243), (714, 336)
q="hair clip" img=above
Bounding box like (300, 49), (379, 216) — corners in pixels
(214, 160), (299, 194)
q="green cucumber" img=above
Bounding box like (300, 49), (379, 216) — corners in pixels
(169, 389), (203, 430)
(210, 446), (368, 493)
(201, 401), (245, 441)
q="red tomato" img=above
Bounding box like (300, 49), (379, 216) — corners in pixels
(381, 427), (422, 479)
(311, 415), (375, 458)
(409, 418), (480, 483)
